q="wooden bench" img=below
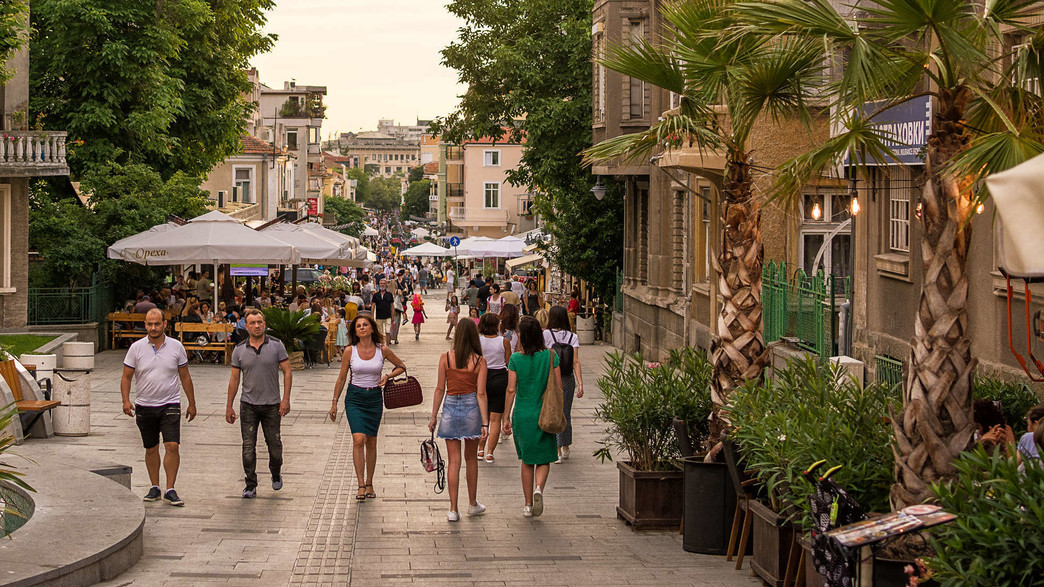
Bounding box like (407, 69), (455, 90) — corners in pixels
(176, 322), (235, 365)
(108, 310), (178, 348)
(0, 359), (60, 437)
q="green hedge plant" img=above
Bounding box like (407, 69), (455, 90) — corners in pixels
(927, 447), (1044, 586)
(725, 357), (898, 531)
(595, 347), (713, 471)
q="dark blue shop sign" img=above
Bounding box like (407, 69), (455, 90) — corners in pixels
(845, 96), (932, 166)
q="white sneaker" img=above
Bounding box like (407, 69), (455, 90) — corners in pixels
(447, 511), (460, 522)
(532, 487), (544, 517)
(467, 503), (486, 516)
(561, 446), (570, 460)
(523, 505), (533, 517)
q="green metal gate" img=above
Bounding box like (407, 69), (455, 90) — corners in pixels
(762, 261), (849, 358)
(27, 275), (112, 325)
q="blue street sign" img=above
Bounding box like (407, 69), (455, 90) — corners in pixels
(449, 236), (461, 247)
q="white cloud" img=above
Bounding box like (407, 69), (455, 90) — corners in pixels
(251, 0), (467, 138)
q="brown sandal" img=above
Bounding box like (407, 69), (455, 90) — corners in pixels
(364, 483), (376, 498)
(356, 485), (367, 501)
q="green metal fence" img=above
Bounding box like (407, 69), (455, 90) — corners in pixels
(762, 261), (849, 358)
(27, 276), (112, 325)
(876, 355), (904, 389)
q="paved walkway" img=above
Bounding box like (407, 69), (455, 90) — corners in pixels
(17, 296), (761, 586)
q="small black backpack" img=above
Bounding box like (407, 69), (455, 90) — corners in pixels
(550, 330), (574, 377)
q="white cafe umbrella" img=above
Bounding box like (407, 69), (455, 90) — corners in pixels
(296, 223), (371, 264)
(107, 210), (299, 265)
(987, 151), (1044, 278)
(261, 223), (357, 264)
(410, 227), (431, 238)
(108, 222), (179, 252)
(362, 225), (379, 237)
(400, 242), (451, 257)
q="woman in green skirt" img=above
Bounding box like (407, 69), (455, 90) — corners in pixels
(503, 315), (561, 517)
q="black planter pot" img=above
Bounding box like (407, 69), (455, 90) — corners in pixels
(681, 457), (738, 555)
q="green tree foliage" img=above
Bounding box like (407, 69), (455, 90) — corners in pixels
(344, 167), (371, 202)
(401, 179), (431, 219)
(407, 165), (425, 183)
(432, 0), (623, 301)
(0, 0), (27, 85)
(323, 196), (366, 237)
(29, 163), (209, 290)
(363, 176), (402, 212)
(30, 0), (275, 178)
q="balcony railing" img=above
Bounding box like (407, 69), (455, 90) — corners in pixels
(448, 207), (509, 224)
(0, 131), (69, 177)
(447, 183), (464, 198)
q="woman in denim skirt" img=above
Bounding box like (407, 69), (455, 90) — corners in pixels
(429, 318), (489, 522)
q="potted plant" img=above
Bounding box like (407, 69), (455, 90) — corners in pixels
(261, 307), (320, 371)
(726, 358), (897, 586)
(595, 347), (713, 530)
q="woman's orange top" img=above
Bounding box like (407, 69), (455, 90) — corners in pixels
(445, 353), (479, 396)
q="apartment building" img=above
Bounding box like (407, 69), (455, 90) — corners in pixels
(436, 141), (463, 225)
(450, 136), (536, 238)
(199, 136), (294, 222)
(0, 22), (69, 328)
(258, 80), (328, 217)
(339, 132), (421, 178)
(592, 0), (829, 357)
(377, 118), (433, 142)
(423, 161), (439, 218)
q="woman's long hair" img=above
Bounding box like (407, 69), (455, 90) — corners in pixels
(348, 314), (385, 346)
(499, 303), (519, 333)
(547, 305), (570, 331)
(517, 316), (545, 356)
(452, 317), (482, 368)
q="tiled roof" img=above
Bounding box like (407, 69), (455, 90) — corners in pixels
(240, 135), (288, 155)
(423, 161), (439, 174)
(461, 128), (525, 145)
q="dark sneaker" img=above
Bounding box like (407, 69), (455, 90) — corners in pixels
(163, 489), (184, 506)
(272, 477), (283, 491)
(242, 486), (257, 499)
(143, 486), (162, 502)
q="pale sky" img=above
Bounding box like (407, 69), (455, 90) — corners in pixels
(251, 0), (468, 139)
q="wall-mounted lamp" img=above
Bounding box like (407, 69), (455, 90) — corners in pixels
(591, 177), (607, 201)
(811, 201), (822, 221)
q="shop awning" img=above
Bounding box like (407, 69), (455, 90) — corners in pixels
(505, 253), (546, 270)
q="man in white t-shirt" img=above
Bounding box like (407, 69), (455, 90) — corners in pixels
(121, 308), (197, 506)
(445, 265), (456, 300)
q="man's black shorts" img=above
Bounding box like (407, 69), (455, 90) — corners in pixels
(135, 403), (181, 449)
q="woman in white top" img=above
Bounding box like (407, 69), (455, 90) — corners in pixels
(329, 314), (407, 501)
(543, 306), (584, 462)
(476, 312), (511, 462)
(486, 283), (504, 315)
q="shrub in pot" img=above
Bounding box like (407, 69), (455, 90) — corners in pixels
(973, 375), (1038, 432)
(925, 446), (1044, 586)
(725, 357), (898, 585)
(261, 307), (320, 371)
(595, 347), (712, 529)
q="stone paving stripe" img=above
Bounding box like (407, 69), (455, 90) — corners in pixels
(380, 529), (459, 535)
(201, 528), (281, 534)
(170, 571), (263, 579)
(466, 556), (582, 562)
(222, 495), (294, 500)
(380, 572), (473, 579)
(575, 514), (603, 518)
(143, 555), (185, 560)
(145, 511), (214, 519)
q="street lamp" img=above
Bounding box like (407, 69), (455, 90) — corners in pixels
(591, 177), (607, 200)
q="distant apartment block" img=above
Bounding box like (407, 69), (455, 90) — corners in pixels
(339, 132), (420, 178)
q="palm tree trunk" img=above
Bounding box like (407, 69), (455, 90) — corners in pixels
(709, 153), (768, 442)
(891, 87), (977, 509)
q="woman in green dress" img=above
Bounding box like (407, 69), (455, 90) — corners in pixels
(503, 315), (562, 517)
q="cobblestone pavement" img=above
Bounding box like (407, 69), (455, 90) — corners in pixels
(18, 295), (761, 586)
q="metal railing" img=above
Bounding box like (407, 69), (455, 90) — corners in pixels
(762, 261), (849, 358)
(28, 276), (112, 325)
(876, 355), (904, 389)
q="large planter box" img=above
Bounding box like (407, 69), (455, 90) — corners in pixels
(750, 500), (797, 587)
(616, 460), (684, 530)
(682, 458), (737, 555)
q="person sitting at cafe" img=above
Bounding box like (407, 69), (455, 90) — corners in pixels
(974, 399), (1016, 456)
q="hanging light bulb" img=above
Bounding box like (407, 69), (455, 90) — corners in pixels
(976, 202), (984, 215)
(915, 202), (923, 219)
(850, 195), (860, 216)
(811, 201), (822, 221)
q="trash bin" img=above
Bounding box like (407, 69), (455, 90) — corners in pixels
(20, 353), (56, 385)
(576, 316), (596, 345)
(682, 457), (737, 555)
(62, 341), (95, 370)
(52, 368), (91, 436)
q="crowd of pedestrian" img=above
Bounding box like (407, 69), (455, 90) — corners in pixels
(118, 211), (586, 521)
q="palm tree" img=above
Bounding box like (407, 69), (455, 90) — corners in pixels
(739, 0), (1044, 507)
(583, 0), (825, 435)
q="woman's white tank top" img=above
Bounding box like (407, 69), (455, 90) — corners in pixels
(350, 345), (384, 387)
(480, 335), (507, 370)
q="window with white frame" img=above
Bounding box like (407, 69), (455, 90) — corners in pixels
(0, 184), (11, 291)
(627, 20), (646, 119)
(701, 187), (712, 282)
(889, 167), (913, 253)
(593, 23), (606, 123)
(800, 190), (852, 277)
(483, 150), (500, 167)
(286, 129), (298, 151)
(234, 167), (253, 203)
(483, 182), (500, 208)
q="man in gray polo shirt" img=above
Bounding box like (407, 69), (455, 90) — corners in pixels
(225, 308), (292, 498)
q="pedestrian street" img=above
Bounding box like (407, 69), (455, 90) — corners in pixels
(16, 294), (759, 586)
